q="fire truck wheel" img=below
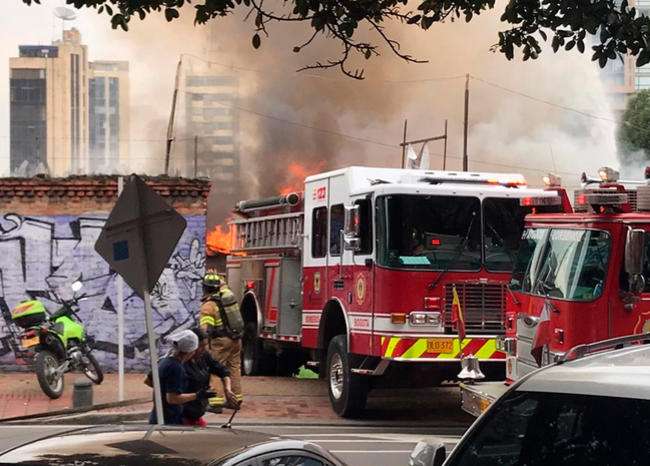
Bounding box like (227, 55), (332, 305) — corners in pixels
(326, 335), (369, 418)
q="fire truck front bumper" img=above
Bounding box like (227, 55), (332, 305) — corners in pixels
(380, 335), (506, 362)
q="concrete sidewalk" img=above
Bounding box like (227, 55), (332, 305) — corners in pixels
(0, 372), (472, 425)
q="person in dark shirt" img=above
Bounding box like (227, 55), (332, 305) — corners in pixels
(148, 329), (216, 425)
(183, 328), (238, 427)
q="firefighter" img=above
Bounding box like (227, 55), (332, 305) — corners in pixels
(199, 271), (244, 411)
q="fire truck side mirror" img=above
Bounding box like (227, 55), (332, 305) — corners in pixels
(343, 205), (361, 251)
(625, 228), (646, 294)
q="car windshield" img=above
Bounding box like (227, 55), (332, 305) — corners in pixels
(377, 195), (482, 271)
(510, 228), (610, 301)
(449, 391), (650, 466)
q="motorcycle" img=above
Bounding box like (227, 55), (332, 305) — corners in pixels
(10, 281), (103, 399)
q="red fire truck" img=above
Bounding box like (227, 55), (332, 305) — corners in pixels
(461, 167), (650, 416)
(226, 166), (568, 417)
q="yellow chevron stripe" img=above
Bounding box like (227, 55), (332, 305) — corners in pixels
(401, 339), (428, 359)
(384, 337), (400, 358)
(474, 339), (498, 360)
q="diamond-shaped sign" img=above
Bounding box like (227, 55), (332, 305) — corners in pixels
(95, 175), (187, 298)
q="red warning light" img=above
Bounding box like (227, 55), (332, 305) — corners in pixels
(430, 239), (441, 246)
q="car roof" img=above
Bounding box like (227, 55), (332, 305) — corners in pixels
(517, 344), (650, 400)
(0, 425), (281, 465)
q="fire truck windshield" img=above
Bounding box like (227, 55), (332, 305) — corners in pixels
(376, 195), (537, 272)
(510, 228), (611, 301)
(377, 195), (482, 271)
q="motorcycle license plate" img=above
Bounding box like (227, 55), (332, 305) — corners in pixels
(427, 338), (454, 354)
(21, 336), (39, 349)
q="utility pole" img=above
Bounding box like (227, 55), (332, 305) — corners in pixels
(443, 119), (448, 170)
(401, 120), (408, 169)
(463, 74), (469, 172)
(165, 58), (182, 176)
(193, 136), (198, 178)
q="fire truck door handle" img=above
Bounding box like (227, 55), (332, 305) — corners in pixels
(347, 292), (353, 304)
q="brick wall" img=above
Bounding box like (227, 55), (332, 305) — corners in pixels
(0, 175), (209, 371)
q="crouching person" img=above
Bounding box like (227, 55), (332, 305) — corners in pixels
(147, 329), (216, 425)
(182, 328), (238, 427)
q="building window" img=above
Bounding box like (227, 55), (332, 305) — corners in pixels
(312, 207), (328, 258)
(329, 204), (345, 256)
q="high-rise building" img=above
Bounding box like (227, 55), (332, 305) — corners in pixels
(10, 29), (129, 177)
(10, 29), (89, 176)
(89, 61), (130, 173)
(183, 72), (240, 191)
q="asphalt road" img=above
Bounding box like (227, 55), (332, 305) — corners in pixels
(0, 424), (464, 466)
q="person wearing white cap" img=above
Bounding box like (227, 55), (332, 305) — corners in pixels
(148, 329), (216, 425)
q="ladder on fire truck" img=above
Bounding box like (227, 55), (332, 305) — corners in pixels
(230, 213), (304, 253)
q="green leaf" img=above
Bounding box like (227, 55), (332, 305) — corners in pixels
(539, 29), (547, 41)
(252, 33), (261, 49)
(164, 8), (179, 22)
(565, 39), (575, 51)
(577, 39), (585, 53)
(637, 50), (650, 67)
(407, 15), (421, 24)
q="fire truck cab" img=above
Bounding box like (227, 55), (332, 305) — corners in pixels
(461, 167), (650, 416)
(227, 166), (567, 417)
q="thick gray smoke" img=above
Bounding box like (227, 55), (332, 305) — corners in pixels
(0, 1), (620, 225)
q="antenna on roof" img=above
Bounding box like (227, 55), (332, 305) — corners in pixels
(53, 6), (77, 40)
(54, 6), (77, 21)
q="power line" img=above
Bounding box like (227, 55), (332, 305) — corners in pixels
(470, 75), (617, 124)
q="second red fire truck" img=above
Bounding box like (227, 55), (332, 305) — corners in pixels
(461, 167), (650, 416)
(226, 166), (567, 416)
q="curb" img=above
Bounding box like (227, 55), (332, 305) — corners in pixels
(4, 410), (472, 431)
(0, 398), (149, 424)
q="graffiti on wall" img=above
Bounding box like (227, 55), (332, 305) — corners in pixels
(0, 213), (205, 371)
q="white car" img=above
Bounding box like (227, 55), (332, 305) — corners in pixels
(410, 334), (650, 466)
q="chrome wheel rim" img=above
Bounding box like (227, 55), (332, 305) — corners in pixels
(44, 354), (63, 392)
(329, 353), (344, 400)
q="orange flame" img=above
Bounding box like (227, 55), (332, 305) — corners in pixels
(279, 161), (325, 195)
(206, 223), (233, 255)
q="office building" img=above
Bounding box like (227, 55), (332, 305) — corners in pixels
(10, 29), (89, 176)
(10, 29), (129, 177)
(89, 61), (130, 173)
(183, 72), (239, 186)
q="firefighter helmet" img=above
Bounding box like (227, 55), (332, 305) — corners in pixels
(203, 272), (224, 291)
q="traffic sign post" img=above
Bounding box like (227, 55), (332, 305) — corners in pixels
(95, 174), (187, 425)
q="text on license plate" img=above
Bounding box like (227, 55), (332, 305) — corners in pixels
(427, 338), (454, 353)
(21, 336), (39, 349)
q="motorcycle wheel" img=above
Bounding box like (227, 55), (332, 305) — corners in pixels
(83, 352), (104, 385)
(35, 350), (64, 399)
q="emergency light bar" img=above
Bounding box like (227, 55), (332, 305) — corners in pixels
(542, 174), (562, 188)
(520, 196), (562, 207)
(575, 192), (628, 206)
